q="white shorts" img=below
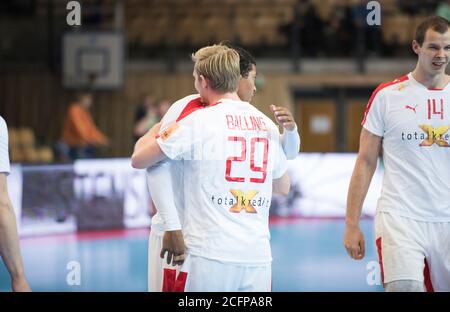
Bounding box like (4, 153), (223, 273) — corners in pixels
(162, 254), (271, 292)
(148, 230), (179, 292)
(148, 230), (163, 292)
(375, 212), (450, 291)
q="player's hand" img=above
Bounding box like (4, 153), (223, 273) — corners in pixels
(343, 224), (365, 260)
(160, 230), (186, 266)
(11, 275), (31, 292)
(270, 105), (297, 131)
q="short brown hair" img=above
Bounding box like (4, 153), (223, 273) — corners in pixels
(415, 16), (450, 46)
(191, 44), (240, 93)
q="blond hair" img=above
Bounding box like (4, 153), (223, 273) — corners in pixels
(192, 44), (240, 93)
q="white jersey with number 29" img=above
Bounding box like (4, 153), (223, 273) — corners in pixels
(157, 99), (287, 264)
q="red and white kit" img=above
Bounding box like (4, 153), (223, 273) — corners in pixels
(147, 94), (201, 292)
(156, 98), (287, 291)
(363, 73), (450, 291)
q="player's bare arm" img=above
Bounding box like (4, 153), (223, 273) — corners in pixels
(131, 122), (165, 169)
(272, 172), (290, 196)
(0, 174), (31, 292)
(344, 128), (382, 260)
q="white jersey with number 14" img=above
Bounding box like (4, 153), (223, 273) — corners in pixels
(363, 73), (450, 221)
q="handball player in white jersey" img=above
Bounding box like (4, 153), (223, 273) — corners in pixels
(0, 116), (31, 291)
(133, 47), (299, 291)
(344, 16), (450, 292)
(132, 44), (290, 291)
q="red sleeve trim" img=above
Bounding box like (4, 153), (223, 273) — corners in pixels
(361, 75), (409, 126)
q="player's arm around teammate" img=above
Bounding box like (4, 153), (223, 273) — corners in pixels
(132, 122), (163, 169)
(133, 123), (291, 197)
(344, 128), (381, 260)
(269, 104), (296, 195)
(270, 105), (300, 159)
(131, 108), (293, 266)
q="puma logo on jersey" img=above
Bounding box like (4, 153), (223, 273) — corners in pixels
(405, 105), (417, 113)
(419, 125), (450, 147)
(229, 189), (258, 213)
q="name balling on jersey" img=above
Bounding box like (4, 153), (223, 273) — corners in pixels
(226, 114), (267, 132)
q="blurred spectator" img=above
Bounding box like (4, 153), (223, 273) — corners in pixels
(133, 94), (159, 142)
(133, 97), (170, 218)
(59, 92), (108, 161)
(279, 0), (325, 56)
(397, 0), (438, 15)
(436, 1), (450, 22)
(324, 0), (353, 56)
(157, 99), (171, 120)
(397, 0), (421, 15)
